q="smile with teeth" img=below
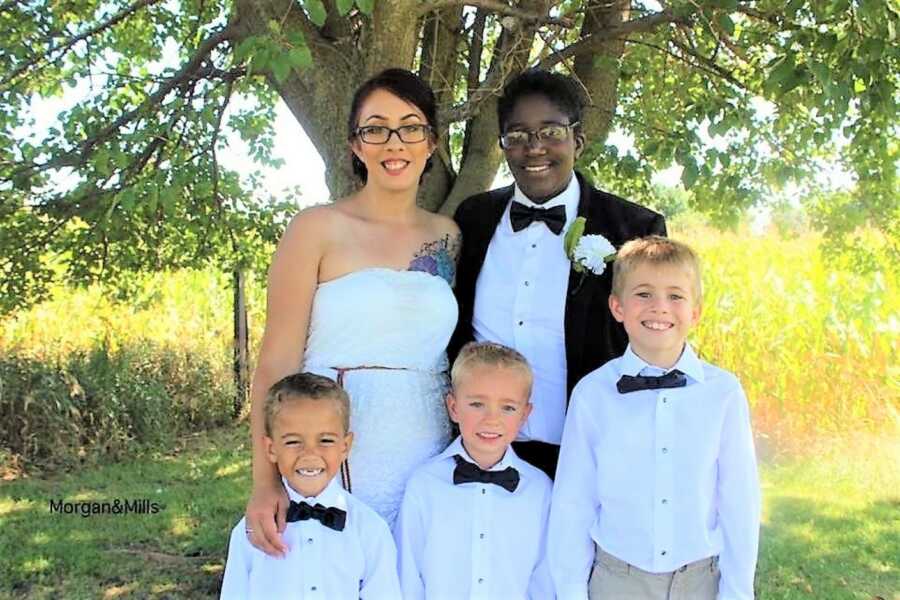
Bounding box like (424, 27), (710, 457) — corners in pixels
(522, 164), (551, 173)
(296, 467), (325, 477)
(382, 159), (409, 171)
(642, 320), (673, 331)
(476, 432), (502, 440)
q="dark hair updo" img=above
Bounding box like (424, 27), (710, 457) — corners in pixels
(347, 68), (439, 183)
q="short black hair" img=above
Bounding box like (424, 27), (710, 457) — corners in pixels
(347, 68), (438, 183)
(264, 372), (351, 437)
(497, 68), (586, 134)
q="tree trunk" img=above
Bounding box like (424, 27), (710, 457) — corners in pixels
(574, 0), (629, 157)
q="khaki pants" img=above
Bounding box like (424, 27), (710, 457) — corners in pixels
(588, 546), (719, 600)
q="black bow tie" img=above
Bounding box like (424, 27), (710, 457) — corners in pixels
(510, 201), (566, 235)
(617, 370), (687, 394)
(286, 500), (346, 531)
(452, 455), (519, 492)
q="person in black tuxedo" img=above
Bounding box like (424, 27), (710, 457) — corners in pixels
(449, 69), (667, 479)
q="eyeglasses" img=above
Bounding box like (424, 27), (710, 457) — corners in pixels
(353, 124), (433, 145)
(499, 122), (579, 149)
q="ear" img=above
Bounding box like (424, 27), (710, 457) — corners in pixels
(445, 391), (460, 424)
(341, 432), (354, 460)
(521, 401), (533, 422)
(264, 436), (277, 465)
(574, 130), (586, 159)
(609, 293), (626, 323)
(691, 301), (702, 327)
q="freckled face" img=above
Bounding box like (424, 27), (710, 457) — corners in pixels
(609, 263), (701, 369)
(502, 94), (584, 204)
(265, 398), (353, 498)
(351, 88), (435, 192)
(446, 365), (532, 469)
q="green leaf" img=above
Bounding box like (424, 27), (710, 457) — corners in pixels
(355, 0), (374, 15)
(336, 0), (353, 15)
(271, 57), (290, 83)
(564, 216), (586, 259)
(303, 0), (327, 26)
(681, 159), (699, 189)
(715, 13), (735, 37)
(288, 46), (312, 70)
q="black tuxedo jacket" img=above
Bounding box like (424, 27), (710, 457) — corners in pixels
(449, 171), (667, 398)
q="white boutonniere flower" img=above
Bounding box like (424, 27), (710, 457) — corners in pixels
(564, 217), (616, 275)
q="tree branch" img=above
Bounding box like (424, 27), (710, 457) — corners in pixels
(537, 7), (691, 69)
(0, 0), (164, 89)
(6, 23), (238, 181)
(418, 0), (573, 27)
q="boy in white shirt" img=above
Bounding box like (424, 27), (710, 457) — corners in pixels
(395, 342), (554, 599)
(221, 373), (400, 599)
(549, 236), (760, 600)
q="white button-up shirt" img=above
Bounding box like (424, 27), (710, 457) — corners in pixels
(549, 345), (760, 600)
(221, 477), (401, 600)
(473, 174), (580, 445)
(395, 437), (554, 600)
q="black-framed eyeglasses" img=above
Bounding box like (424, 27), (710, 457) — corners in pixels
(353, 124), (433, 145)
(499, 122), (579, 149)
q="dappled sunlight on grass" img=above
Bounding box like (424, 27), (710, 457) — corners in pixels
(21, 556), (51, 575)
(214, 460), (248, 478)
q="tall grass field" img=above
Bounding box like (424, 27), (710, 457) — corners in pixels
(1, 225), (898, 598)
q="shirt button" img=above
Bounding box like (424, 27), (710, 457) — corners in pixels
(479, 533), (485, 539)
(307, 538), (313, 544)
(518, 320), (524, 326)
(661, 551), (667, 556)
(662, 499), (668, 504)
(481, 488), (486, 495)
(478, 578), (484, 584)
(662, 447), (668, 454)
(311, 586), (317, 591)
(524, 281), (529, 286)
(531, 243), (537, 249)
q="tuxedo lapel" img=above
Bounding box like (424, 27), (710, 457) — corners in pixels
(448, 185), (512, 362)
(564, 172), (622, 397)
(465, 187), (512, 271)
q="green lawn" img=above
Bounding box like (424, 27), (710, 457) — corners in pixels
(1, 427), (897, 599)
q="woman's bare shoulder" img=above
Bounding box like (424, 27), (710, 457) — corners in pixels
(422, 210), (460, 240)
(282, 202), (347, 241)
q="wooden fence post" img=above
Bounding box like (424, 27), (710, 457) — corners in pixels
(232, 269), (250, 418)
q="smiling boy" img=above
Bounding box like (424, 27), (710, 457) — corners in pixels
(221, 373), (400, 599)
(548, 237), (761, 600)
(394, 342), (553, 600)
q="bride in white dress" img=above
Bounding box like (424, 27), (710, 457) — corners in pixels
(244, 69), (459, 553)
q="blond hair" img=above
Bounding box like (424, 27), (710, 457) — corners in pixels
(264, 372), (351, 437)
(611, 235), (702, 303)
(450, 342), (533, 397)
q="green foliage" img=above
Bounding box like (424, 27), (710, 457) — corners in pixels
(0, 0), (295, 313)
(579, 0), (898, 248)
(0, 269), (258, 471)
(0, 344), (233, 470)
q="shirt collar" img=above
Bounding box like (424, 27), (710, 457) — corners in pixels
(503, 171), (580, 235)
(438, 435), (521, 472)
(619, 343), (706, 384)
(282, 475), (348, 510)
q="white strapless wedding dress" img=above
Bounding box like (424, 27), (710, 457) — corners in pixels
(303, 267), (457, 526)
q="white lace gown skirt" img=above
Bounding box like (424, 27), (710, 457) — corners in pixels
(303, 268), (458, 527)
(310, 366), (451, 527)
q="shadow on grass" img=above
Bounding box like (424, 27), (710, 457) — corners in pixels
(0, 426), (251, 599)
(758, 495), (900, 600)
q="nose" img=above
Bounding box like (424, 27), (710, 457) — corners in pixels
(524, 136), (547, 155)
(384, 129), (406, 150)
